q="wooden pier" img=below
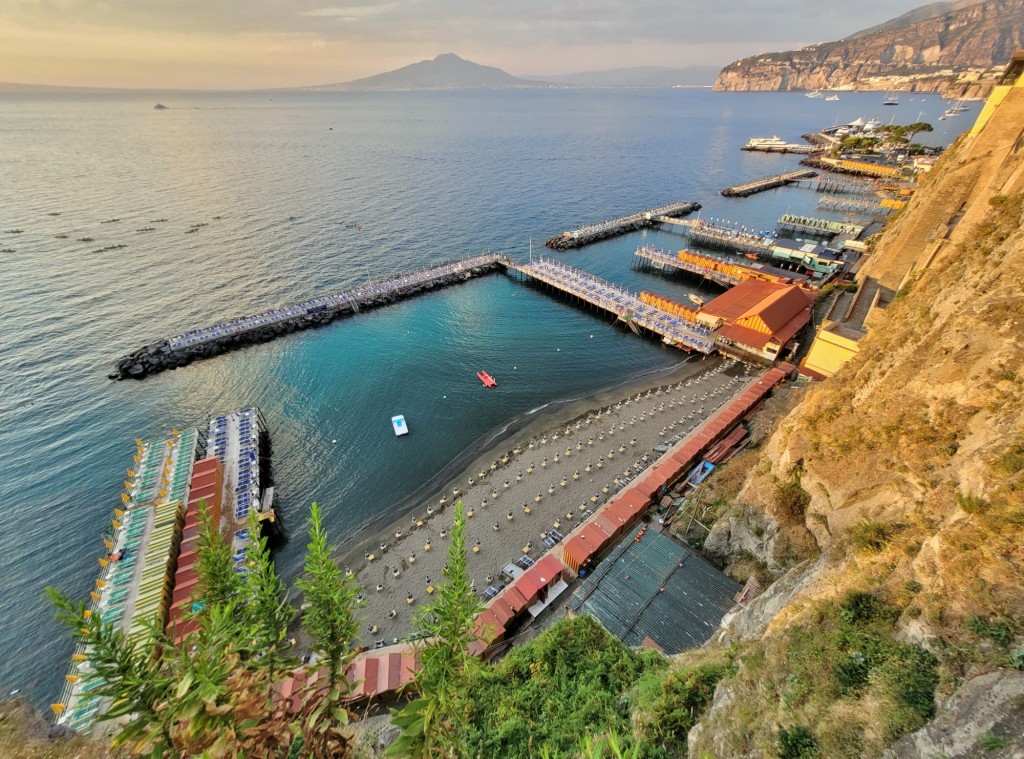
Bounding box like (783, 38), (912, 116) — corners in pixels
(633, 245), (808, 287)
(633, 245), (740, 288)
(112, 254), (506, 380)
(776, 214), (865, 240)
(669, 219), (775, 257)
(507, 258), (716, 353)
(544, 200), (701, 251)
(721, 169), (817, 198)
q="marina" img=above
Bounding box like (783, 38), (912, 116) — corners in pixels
(543, 200), (701, 251)
(507, 258), (717, 353)
(720, 169), (818, 197)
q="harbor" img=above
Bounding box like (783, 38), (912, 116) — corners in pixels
(720, 169), (818, 197)
(543, 200), (701, 251)
(111, 254), (504, 380)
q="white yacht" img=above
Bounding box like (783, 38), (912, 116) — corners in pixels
(805, 90), (824, 99)
(391, 415), (409, 436)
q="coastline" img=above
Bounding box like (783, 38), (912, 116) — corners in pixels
(331, 354), (752, 647)
(335, 353), (721, 562)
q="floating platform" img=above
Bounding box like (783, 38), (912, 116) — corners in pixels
(507, 258), (716, 353)
(55, 408), (277, 731)
(544, 200), (701, 251)
(720, 169), (817, 197)
(111, 254), (505, 380)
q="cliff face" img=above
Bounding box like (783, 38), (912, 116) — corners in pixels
(687, 85), (1024, 756)
(714, 0), (1024, 95)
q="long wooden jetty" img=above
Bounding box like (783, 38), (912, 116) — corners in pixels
(112, 254), (504, 380)
(776, 214), (864, 239)
(507, 258), (716, 353)
(720, 169), (817, 198)
(670, 219), (775, 257)
(633, 245), (808, 287)
(545, 200), (701, 251)
(633, 245), (740, 288)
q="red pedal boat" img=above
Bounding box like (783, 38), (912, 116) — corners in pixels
(477, 370), (497, 388)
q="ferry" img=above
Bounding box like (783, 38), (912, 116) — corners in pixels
(391, 415), (409, 436)
(477, 370), (497, 388)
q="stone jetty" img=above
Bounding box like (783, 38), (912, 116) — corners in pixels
(111, 254), (505, 380)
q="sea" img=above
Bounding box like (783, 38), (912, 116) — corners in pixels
(0, 87), (972, 706)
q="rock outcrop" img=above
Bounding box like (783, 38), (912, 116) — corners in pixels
(714, 0), (1024, 96)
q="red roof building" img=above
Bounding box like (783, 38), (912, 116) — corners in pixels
(698, 280), (816, 361)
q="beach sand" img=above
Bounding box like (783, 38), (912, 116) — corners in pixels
(339, 356), (753, 647)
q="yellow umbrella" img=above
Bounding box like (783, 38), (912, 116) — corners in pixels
(65, 674), (80, 684)
(72, 653), (88, 662)
(50, 704), (66, 715)
(120, 493), (130, 503)
(83, 609), (93, 619)
(171, 427), (180, 437)
(135, 438), (144, 446)
(159, 490), (168, 498)
(127, 469), (135, 478)
(96, 579), (107, 588)
(103, 539), (114, 549)
(123, 480), (132, 489)
(112, 520), (122, 529)
(90, 591), (101, 601)
(133, 454), (141, 463)
(114, 508), (124, 518)
(98, 558), (109, 567)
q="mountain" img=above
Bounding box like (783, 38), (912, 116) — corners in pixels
(309, 53), (544, 91)
(714, 0), (1024, 97)
(528, 65), (720, 88)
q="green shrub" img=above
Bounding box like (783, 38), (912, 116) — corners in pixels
(778, 725), (818, 758)
(848, 521), (903, 552)
(978, 733), (1009, 751)
(839, 591), (901, 626)
(775, 477), (811, 522)
(966, 615), (1015, 647)
(641, 662), (730, 752)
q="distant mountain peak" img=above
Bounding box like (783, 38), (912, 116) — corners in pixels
(308, 53), (544, 91)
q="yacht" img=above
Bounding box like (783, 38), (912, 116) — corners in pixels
(883, 93), (899, 106)
(743, 136), (789, 150)
(825, 94), (840, 101)
(805, 90), (823, 99)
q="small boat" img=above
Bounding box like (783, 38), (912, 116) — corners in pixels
(477, 370), (497, 388)
(825, 94), (840, 101)
(391, 415), (409, 436)
(883, 93), (899, 106)
(805, 90), (823, 99)
(687, 294), (705, 307)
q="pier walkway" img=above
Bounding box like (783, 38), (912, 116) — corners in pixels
(633, 245), (740, 288)
(633, 245), (808, 287)
(113, 254), (504, 380)
(667, 219), (775, 257)
(777, 214), (865, 239)
(507, 258), (716, 353)
(544, 200), (700, 251)
(721, 169), (817, 197)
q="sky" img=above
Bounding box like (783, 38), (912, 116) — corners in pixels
(0, 0), (943, 89)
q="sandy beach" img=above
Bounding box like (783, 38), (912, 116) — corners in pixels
(339, 357), (753, 647)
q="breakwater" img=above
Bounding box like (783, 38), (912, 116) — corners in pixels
(545, 200), (701, 251)
(720, 169), (817, 197)
(111, 254), (505, 380)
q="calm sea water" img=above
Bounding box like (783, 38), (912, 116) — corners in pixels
(0, 88), (971, 704)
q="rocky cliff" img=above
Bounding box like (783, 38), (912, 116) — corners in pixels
(714, 0), (1024, 96)
(685, 82), (1024, 756)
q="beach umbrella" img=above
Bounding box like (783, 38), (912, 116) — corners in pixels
(50, 704), (66, 715)
(90, 591), (101, 602)
(133, 455), (141, 464)
(65, 674), (80, 684)
(171, 428), (180, 437)
(121, 493), (130, 503)
(72, 653), (87, 662)
(103, 539), (114, 549)
(114, 508), (124, 518)
(127, 469), (135, 478)
(123, 480), (132, 490)
(96, 579), (106, 588)
(135, 438), (144, 446)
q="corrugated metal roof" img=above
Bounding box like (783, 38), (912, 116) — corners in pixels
(571, 530), (740, 655)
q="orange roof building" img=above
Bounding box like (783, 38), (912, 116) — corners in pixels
(698, 280), (816, 361)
